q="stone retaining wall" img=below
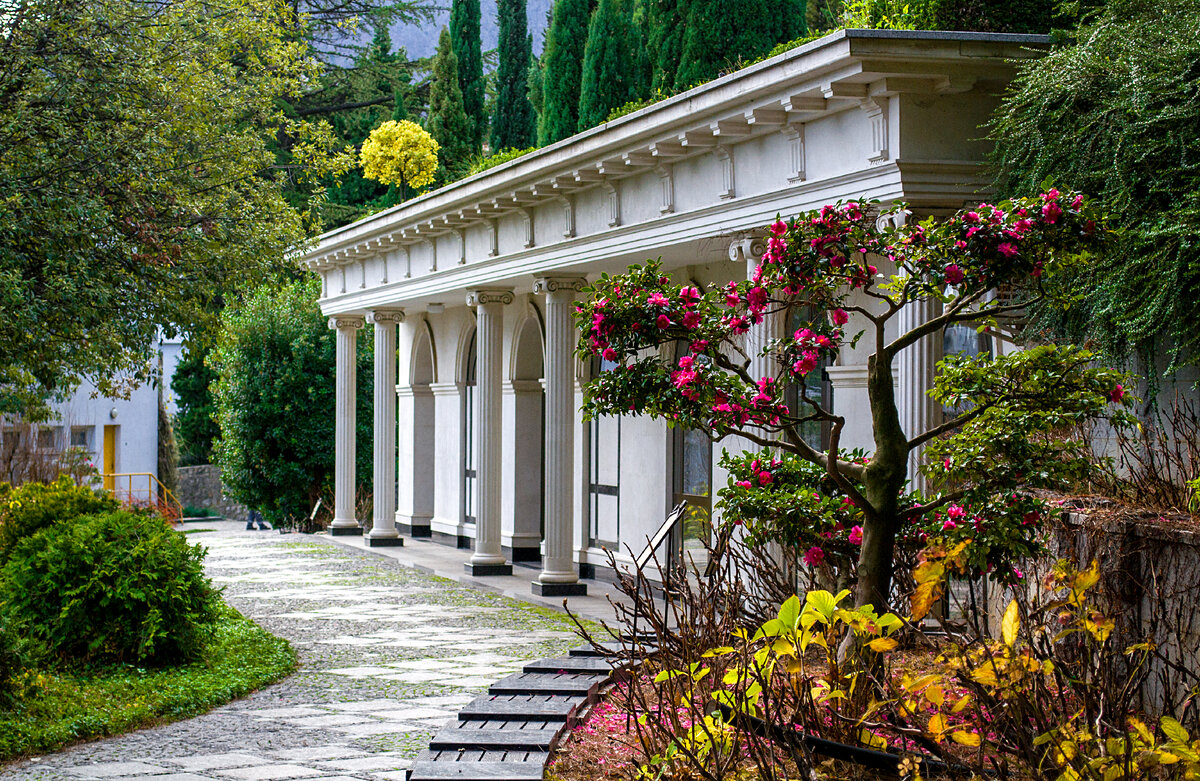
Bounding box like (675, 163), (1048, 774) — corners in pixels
(1039, 511), (1200, 715)
(176, 464), (247, 521)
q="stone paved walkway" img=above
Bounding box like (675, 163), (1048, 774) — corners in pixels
(5, 521), (584, 781)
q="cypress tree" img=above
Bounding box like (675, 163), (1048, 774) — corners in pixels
(645, 0), (685, 94)
(428, 27), (474, 177)
(538, 0), (590, 144)
(674, 0), (805, 90)
(491, 0), (537, 151)
(450, 0), (485, 153)
(577, 0), (646, 131)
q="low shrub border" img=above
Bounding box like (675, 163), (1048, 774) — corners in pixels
(0, 602), (296, 763)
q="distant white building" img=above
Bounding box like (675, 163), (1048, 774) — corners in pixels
(302, 30), (1049, 594)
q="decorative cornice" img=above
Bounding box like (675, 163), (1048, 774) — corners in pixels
(366, 310), (406, 326)
(533, 277), (588, 295)
(465, 289), (515, 307)
(328, 315), (365, 331)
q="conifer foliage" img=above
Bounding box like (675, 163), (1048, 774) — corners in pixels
(491, 0), (538, 151)
(450, 0), (486, 153)
(674, 0), (806, 89)
(539, 0), (591, 144)
(428, 27), (474, 178)
(577, 0), (646, 131)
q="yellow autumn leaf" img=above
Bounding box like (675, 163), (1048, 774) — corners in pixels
(867, 636), (899, 653)
(951, 730), (981, 747)
(928, 713), (948, 737)
(1002, 599), (1020, 646)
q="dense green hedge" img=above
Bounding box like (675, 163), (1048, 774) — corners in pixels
(0, 477), (118, 564)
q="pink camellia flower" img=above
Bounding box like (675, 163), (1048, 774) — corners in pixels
(1109, 384), (1126, 403)
(943, 457), (952, 470)
(689, 340), (708, 353)
(647, 291), (669, 307)
(997, 242), (1019, 258)
(678, 355), (694, 370)
(947, 504), (966, 520)
(1023, 510), (1041, 525)
(679, 286), (700, 303)
(656, 314), (671, 329)
(848, 525), (863, 545)
(1042, 201), (1062, 223)
(942, 519), (958, 531)
(682, 311), (701, 329)
(757, 470), (773, 486)
(964, 211), (981, 223)
(725, 291), (740, 308)
(955, 240), (968, 250)
(830, 308), (849, 326)
(746, 286), (768, 311)
(803, 546), (825, 567)
(601, 348), (617, 362)
(770, 219), (788, 237)
(944, 264), (965, 285)
(735, 480), (751, 489)
(1012, 566), (1025, 580)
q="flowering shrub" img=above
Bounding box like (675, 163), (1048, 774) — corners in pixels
(576, 191), (1134, 610)
(359, 119), (439, 191)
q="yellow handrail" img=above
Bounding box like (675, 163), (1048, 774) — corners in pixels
(103, 472), (183, 522)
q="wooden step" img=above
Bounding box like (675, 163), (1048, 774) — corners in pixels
(458, 694), (583, 722)
(522, 655), (613, 675)
(488, 672), (603, 698)
(408, 749), (548, 781)
(430, 719), (562, 752)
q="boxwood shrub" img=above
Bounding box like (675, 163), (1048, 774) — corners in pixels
(2, 510), (221, 665)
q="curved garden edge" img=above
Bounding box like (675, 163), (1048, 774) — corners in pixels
(0, 602), (296, 767)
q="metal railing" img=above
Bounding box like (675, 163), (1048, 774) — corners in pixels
(103, 472), (183, 521)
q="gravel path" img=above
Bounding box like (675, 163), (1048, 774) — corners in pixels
(5, 521), (582, 781)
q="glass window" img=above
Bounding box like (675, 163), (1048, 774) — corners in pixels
(70, 427), (93, 449)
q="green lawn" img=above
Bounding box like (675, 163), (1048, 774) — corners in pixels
(0, 603), (295, 762)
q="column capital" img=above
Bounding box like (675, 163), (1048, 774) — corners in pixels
(366, 309), (406, 326)
(328, 315), (365, 331)
(465, 289), (514, 307)
(533, 277), (588, 296)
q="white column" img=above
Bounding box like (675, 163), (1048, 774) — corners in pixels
(367, 310), (405, 547)
(533, 278), (588, 596)
(465, 289), (513, 575)
(896, 298), (941, 492)
(329, 315), (364, 535)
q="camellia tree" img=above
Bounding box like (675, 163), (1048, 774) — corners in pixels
(575, 190), (1135, 613)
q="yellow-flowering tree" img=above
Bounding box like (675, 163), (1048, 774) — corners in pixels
(360, 120), (439, 192)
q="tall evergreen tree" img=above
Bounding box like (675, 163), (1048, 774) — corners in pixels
(491, 0), (537, 151)
(674, 0), (805, 90)
(645, 0), (685, 94)
(538, 0), (590, 144)
(577, 0), (646, 131)
(450, 0), (485, 153)
(428, 27), (474, 178)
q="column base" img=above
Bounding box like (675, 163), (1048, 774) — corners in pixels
(399, 523), (432, 538)
(532, 581), (587, 597)
(366, 536), (404, 547)
(464, 562), (513, 577)
(329, 525), (363, 536)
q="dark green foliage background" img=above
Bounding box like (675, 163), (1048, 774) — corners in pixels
(451, 0), (487, 154)
(429, 27), (476, 180)
(577, 0), (647, 130)
(2, 511), (221, 665)
(210, 278), (373, 527)
(172, 343), (220, 467)
(492, 0), (538, 151)
(673, 0), (806, 90)
(991, 0), (1200, 375)
(539, 0), (592, 143)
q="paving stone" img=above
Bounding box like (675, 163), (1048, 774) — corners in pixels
(63, 762), (171, 777)
(214, 764), (324, 780)
(283, 714), (375, 728)
(244, 707), (331, 719)
(266, 747), (368, 762)
(324, 699), (411, 712)
(166, 752), (272, 770)
(369, 707), (456, 721)
(312, 754), (411, 772)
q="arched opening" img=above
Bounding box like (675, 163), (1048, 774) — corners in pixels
(587, 356), (621, 549)
(507, 315), (546, 561)
(398, 325), (436, 536)
(462, 329), (477, 528)
(672, 341), (713, 573)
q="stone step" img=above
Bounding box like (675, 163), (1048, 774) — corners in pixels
(458, 694), (583, 722)
(408, 750), (548, 781)
(430, 720), (562, 752)
(569, 640), (657, 658)
(488, 672), (604, 698)
(522, 655), (614, 675)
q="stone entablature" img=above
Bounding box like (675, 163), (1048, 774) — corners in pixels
(307, 30), (1047, 318)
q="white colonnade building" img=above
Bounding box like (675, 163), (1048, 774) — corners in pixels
(304, 30), (1045, 595)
